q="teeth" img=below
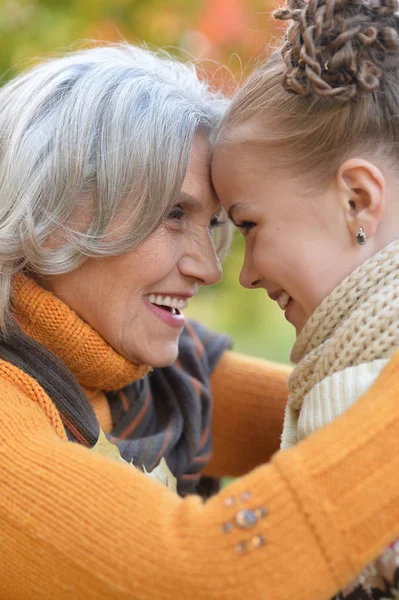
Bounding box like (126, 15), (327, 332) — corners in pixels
(147, 294), (188, 310)
(276, 291), (291, 311)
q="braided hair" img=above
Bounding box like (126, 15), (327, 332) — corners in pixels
(219, 1), (399, 184)
(275, 0), (399, 102)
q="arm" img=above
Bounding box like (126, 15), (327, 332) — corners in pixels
(1, 352), (399, 600)
(206, 350), (291, 477)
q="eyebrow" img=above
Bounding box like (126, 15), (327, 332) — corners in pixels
(178, 191), (222, 219)
(178, 191), (198, 205)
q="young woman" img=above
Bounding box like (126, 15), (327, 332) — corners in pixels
(212, 1), (399, 597)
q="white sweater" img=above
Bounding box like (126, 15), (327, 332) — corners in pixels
(297, 359), (389, 442)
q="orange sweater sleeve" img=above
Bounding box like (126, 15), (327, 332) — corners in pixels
(206, 350), (291, 477)
(1, 353), (399, 600)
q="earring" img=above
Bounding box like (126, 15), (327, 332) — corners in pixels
(356, 227), (367, 246)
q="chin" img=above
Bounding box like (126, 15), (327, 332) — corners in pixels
(127, 342), (180, 368)
(145, 354), (179, 368)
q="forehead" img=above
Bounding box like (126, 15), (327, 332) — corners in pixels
(212, 132), (308, 225)
(185, 134), (211, 180)
(211, 136), (269, 207)
(183, 133), (219, 212)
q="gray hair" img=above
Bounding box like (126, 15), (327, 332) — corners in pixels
(0, 44), (231, 329)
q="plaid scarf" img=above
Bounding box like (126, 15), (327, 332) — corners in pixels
(0, 319), (231, 497)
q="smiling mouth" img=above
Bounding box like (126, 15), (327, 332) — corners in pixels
(276, 291), (293, 311)
(147, 294), (188, 316)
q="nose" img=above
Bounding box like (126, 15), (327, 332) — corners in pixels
(239, 244), (261, 289)
(179, 228), (222, 286)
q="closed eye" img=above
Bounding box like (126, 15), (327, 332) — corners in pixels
(235, 220), (256, 235)
(168, 203), (185, 220)
(209, 215), (226, 229)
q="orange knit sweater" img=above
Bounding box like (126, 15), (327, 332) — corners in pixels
(0, 274), (398, 600)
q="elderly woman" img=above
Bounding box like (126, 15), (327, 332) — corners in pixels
(0, 44), (398, 600)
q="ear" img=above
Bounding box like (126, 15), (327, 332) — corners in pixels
(336, 158), (385, 243)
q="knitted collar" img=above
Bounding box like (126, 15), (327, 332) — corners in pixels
(281, 239), (399, 449)
(11, 273), (150, 391)
(290, 239), (399, 365)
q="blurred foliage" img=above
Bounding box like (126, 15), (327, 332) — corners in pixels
(0, 0), (294, 364)
(0, 0), (286, 79)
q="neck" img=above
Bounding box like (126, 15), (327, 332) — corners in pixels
(11, 273), (151, 391)
(291, 239), (399, 364)
(280, 240), (399, 450)
(288, 239), (399, 403)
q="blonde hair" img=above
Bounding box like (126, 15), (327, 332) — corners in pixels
(0, 44), (230, 329)
(219, 0), (399, 185)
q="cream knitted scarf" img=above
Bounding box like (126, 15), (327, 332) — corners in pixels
(281, 239), (399, 450)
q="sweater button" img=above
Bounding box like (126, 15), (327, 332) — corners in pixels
(221, 522), (233, 534)
(240, 491), (252, 502)
(254, 506), (268, 519)
(252, 534), (266, 548)
(224, 496), (236, 507)
(235, 509), (257, 529)
(235, 541), (247, 554)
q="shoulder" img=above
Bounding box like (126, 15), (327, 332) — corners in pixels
(0, 359), (66, 439)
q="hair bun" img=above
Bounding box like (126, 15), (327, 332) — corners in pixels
(274, 0), (399, 102)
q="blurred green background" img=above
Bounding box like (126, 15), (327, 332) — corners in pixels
(0, 0), (294, 365)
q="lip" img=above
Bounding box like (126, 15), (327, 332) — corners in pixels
(148, 290), (196, 299)
(284, 298), (295, 324)
(268, 290), (285, 302)
(268, 288), (295, 318)
(144, 297), (186, 329)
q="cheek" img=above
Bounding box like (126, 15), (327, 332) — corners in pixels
(78, 255), (145, 328)
(288, 251), (335, 313)
(134, 247), (178, 286)
(134, 227), (180, 268)
(251, 235), (291, 279)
